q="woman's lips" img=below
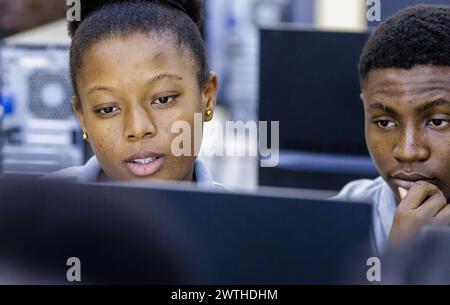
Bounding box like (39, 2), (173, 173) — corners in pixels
(124, 151), (165, 177)
(124, 151), (163, 162)
(124, 156), (165, 177)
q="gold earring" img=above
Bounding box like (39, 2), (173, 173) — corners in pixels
(83, 132), (88, 141)
(206, 110), (212, 117)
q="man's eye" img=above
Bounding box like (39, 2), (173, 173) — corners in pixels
(152, 96), (176, 105)
(376, 120), (396, 128)
(427, 119), (449, 128)
(98, 106), (119, 115)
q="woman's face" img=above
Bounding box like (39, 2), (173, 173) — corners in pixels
(73, 33), (217, 182)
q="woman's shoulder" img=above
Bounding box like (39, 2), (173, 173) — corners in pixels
(42, 156), (101, 183)
(43, 157), (227, 190)
(194, 158), (227, 191)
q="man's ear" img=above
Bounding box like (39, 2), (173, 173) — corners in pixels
(202, 71), (218, 122)
(360, 92), (369, 113)
(71, 96), (87, 133)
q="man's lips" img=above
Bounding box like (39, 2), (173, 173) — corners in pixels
(390, 172), (438, 190)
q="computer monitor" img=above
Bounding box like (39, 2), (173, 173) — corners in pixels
(259, 27), (369, 155)
(0, 177), (372, 284)
(258, 27), (377, 190)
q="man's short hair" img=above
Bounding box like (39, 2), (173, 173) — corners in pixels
(359, 4), (450, 87)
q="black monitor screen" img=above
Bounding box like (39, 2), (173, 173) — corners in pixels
(259, 28), (370, 155)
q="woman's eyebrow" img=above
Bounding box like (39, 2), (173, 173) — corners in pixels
(144, 72), (183, 87)
(87, 86), (115, 97)
(86, 73), (183, 97)
(368, 102), (399, 116)
(415, 98), (450, 114)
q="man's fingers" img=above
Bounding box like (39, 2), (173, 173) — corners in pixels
(434, 204), (450, 226)
(398, 187), (408, 200)
(401, 181), (441, 209)
(417, 191), (447, 219)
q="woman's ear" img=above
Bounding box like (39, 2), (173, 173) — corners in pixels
(71, 96), (87, 134)
(202, 71), (218, 122)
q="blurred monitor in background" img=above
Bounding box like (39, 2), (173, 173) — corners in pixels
(260, 29), (369, 155)
(0, 0), (66, 37)
(258, 28), (377, 191)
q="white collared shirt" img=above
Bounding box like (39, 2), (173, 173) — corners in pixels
(333, 177), (397, 255)
(44, 156), (224, 190)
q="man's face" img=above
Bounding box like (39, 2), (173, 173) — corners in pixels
(362, 65), (450, 203)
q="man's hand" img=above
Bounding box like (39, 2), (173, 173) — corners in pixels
(389, 181), (450, 246)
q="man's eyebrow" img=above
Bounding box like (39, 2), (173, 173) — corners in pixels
(86, 73), (183, 97)
(414, 86), (449, 95)
(368, 103), (399, 116)
(415, 98), (450, 114)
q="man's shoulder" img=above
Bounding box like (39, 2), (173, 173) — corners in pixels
(333, 176), (386, 204)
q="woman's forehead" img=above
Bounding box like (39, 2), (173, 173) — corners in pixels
(81, 33), (194, 74)
(77, 34), (196, 90)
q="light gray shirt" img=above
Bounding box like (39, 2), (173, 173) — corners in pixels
(333, 177), (397, 255)
(44, 156), (224, 190)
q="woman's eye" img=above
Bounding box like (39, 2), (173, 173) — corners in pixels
(376, 120), (396, 129)
(427, 119), (449, 128)
(152, 96), (176, 105)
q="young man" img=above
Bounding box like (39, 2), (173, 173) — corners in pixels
(335, 4), (450, 253)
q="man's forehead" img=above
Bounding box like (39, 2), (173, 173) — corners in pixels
(364, 66), (450, 97)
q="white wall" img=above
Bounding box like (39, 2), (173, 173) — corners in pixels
(315, 0), (367, 31)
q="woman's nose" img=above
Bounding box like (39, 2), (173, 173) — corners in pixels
(124, 104), (156, 141)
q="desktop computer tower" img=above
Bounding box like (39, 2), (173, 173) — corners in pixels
(0, 44), (83, 176)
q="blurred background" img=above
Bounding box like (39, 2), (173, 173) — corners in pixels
(0, 0), (448, 192)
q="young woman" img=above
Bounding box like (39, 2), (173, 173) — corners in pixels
(47, 0), (221, 188)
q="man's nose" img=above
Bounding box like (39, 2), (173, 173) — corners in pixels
(393, 125), (430, 163)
